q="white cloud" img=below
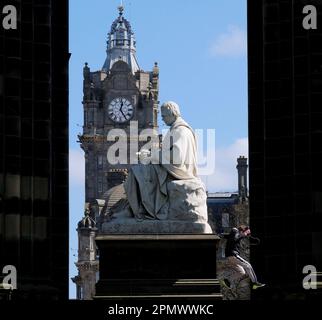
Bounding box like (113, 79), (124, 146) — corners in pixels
(200, 137), (248, 192)
(210, 25), (247, 57)
(69, 149), (85, 186)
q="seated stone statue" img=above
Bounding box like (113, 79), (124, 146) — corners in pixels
(101, 101), (213, 234)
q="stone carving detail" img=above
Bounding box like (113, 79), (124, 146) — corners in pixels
(167, 179), (208, 222)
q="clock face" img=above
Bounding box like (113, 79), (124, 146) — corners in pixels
(108, 97), (134, 123)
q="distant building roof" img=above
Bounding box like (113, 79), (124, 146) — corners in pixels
(207, 192), (238, 198)
(207, 192), (239, 210)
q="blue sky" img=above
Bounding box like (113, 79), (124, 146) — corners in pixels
(69, 0), (247, 298)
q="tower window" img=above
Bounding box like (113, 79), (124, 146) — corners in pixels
(84, 111), (87, 126)
(98, 177), (103, 194)
(154, 109), (157, 126)
(97, 155), (103, 169)
(88, 110), (94, 125)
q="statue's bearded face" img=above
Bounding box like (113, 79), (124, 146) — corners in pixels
(161, 107), (177, 126)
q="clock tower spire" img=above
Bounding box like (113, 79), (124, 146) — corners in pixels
(102, 5), (139, 74)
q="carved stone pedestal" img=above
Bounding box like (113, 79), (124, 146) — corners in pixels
(94, 234), (222, 301)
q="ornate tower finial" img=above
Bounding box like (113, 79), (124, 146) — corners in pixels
(103, 0), (139, 73)
(118, 1), (124, 15)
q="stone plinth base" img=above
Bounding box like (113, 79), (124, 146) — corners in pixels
(94, 234), (222, 300)
(101, 219), (213, 234)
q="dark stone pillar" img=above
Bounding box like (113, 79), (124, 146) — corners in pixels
(94, 234), (222, 301)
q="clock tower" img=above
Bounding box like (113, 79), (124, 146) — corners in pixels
(78, 5), (160, 205)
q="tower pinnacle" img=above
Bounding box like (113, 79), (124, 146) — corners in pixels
(118, 1), (124, 15)
(102, 1), (139, 74)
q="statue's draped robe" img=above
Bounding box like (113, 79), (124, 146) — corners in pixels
(124, 117), (198, 220)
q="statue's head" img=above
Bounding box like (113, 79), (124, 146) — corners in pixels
(161, 101), (181, 125)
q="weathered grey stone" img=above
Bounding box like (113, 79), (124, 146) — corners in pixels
(167, 178), (208, 222)
(100, 177), (213, 234)
(101, 216), (212, 234)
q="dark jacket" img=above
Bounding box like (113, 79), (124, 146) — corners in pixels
(224, 228), (247, 257)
